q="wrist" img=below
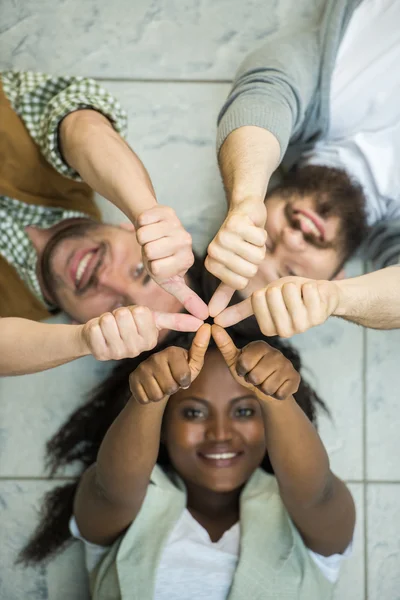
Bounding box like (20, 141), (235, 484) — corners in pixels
(331, 279), (352, 317)
(74, 324), (92, 358)
(229, 193), (266, 209)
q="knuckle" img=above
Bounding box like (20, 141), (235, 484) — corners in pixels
(131, 305), (151, 319)
(182, 231), (192, 246)
(235, 275), (249, 290)
(207, 240), (219, 257)
(143, 242), (156, 261)
(99, 312), (114, 325)
(247, 263), (259, 277)
(149, 261), (162, 277)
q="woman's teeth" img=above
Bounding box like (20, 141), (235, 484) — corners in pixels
(203, 452), (238, 460)
(75, 252), (94, 286)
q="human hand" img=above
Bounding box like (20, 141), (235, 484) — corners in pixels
(135, 205), (208, 320)
(81, 305), (203, 361)
(206, 197), (267, 317)
(129, 323), (211, 404)
(215, 277), (340, 337)
(211, 324), (300, 401)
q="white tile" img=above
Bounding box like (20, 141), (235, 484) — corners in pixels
(291, 259), (365, 481)
(333, 483), (365, 600)
(0, 315), (114, 478)
(0, 480), (89, 600)
(366, 328), (400, 480)
(367, 484), (400, 600)
(96, 81), (230, 255)
(1, 0), (325, 80)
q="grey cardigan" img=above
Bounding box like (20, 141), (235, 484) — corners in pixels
(217, 0), (362, 164)
(90, 465), (335, 600)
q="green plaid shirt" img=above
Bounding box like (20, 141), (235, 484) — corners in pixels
(1, 70), (127, 306)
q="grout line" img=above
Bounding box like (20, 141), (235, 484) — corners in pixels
(1, 476), (400, 483)
(0, 476), (76, 481)
(362, 264), (369, 600)
(95, 76), (232, 85)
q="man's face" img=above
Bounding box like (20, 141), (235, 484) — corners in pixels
(242, 192), (346, 296)
(40, 221), (183, 322)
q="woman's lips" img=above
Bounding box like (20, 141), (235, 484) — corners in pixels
(197, 451), (244, 468)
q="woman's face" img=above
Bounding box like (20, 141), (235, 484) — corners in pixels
(162, 349), (267, 494)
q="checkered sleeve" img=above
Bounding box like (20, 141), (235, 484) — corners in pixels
(1, 70), (128, 180)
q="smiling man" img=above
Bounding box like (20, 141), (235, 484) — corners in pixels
(207, 0), (400, 325)
(0, 70), (206, 376)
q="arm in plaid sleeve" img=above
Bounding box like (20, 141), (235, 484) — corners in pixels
(2, 71), (207, 320)
(1, 70), (128, 180)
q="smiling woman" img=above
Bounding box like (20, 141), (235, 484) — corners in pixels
(20, 321), (354, 599)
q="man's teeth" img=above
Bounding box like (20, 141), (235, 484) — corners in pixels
(203, 452), (238, 460)
(297, 213), (321, 238)
(75, 252), (94, 286)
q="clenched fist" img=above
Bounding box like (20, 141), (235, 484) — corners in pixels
(211, 324), (300, 401)
(80, 305), (203, 361)
(136, 205), (208, 320)
(129, 324), (211, 404)
(215, 276), (340, 337)
(206, 197), (267, 317)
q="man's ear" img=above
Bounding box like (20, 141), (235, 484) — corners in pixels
(333, 268), (346, 280)
(119, 221), (135, 232)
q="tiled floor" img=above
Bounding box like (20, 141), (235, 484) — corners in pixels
(1, 1), (400, 598)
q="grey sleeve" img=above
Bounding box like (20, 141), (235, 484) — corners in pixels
(217, 26), (321, 160)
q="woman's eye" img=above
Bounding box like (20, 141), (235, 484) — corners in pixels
(183, 408), (205, 420)
(235, 407), (255, 418)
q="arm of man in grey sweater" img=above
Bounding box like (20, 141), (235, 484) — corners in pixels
(207, 26), (322, 316)
(207, 0), (360, 316)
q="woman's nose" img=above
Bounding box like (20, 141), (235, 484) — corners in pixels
(282, 226), (307, 251)
(205, 417), (233, 442)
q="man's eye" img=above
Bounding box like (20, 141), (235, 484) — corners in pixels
(235, 407), (254, 418)
(183, 408), (205, 420)
(133, 262), (145, 279)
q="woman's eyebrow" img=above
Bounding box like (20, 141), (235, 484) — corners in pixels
(178, 394), (257, 406)
(229, 394), (257, 405)
(178, 395), (209, 405)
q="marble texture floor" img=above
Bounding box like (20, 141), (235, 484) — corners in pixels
(1, 0), (400, 598)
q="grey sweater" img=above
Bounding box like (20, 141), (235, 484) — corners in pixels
(217, 0), (362, 164)
(217, 0), (400, 269)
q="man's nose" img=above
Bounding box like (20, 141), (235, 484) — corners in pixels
(97, 268), (135, 301)
(282, 226), (307, 252)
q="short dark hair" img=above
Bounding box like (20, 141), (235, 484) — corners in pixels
(269, 165), (369, 271)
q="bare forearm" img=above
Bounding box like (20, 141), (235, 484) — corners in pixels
(334, 266), (400, 329)
(59, 110), (157, 224)
(95, 397), (167, 504)
(0, 318), (88, 376)
(218, 126), (281, 206)
(262, 396), (331, 507)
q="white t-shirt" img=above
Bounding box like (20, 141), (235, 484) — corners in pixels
(70, 511), (351, 600)
(302, 0), (400, 226)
